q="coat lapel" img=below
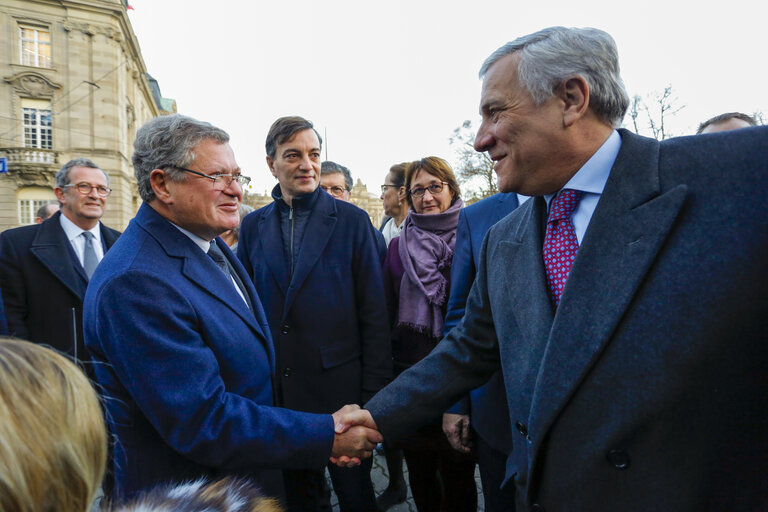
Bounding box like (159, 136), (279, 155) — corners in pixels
(284, 193), (336, 313)
(30, 212), (87, 299)
(498, 197), (554, 349)
(138, 205), (265, 340)
(258, 206), (290, 296)
(527, 131), (688, 465)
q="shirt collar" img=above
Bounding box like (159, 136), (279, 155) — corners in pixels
(545, 129), (621, 205)
(170, 222), (212, 253)
(59, 212), (101, 242)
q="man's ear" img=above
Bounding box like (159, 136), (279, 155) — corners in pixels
(559, 76), (590, 127)
(397, 186), (406, 203)
(266, 156), (277, 178)
(150, 169), (174, 205)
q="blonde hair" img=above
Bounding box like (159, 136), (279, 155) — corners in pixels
(0, 338), (106, 512)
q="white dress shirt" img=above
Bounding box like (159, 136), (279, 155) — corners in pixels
(59, 213), (104, 267)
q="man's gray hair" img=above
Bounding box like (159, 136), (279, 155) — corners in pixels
(35, 201), (58, 221)
(132, 113), (229, 202)
(480, 27), (629, 128)
(55, 158), (107, 188)
(320, 161), (353, 191)
(231, 203), (255, 240)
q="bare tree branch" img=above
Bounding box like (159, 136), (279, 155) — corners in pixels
(449, 120), (497, 200)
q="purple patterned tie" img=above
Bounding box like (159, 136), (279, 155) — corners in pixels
(543, 189), (583, 307)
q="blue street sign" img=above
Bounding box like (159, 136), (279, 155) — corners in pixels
(0, 157), (7, 173)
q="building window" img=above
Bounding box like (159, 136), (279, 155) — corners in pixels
(18, 199), (49, 225)
(20, 25), (52, 68)
(22, 99), (53, 149)
(17, 187), (56, 225)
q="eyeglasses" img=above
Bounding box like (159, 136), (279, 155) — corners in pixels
(409, 181), (449, 199)
(380, 184), (401, 193)
(167, 165), (251, 190)
(321, 185), (348, 198)
(63, 182), (112, 197)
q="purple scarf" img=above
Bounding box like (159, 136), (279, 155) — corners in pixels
(397, 198), (464, 338)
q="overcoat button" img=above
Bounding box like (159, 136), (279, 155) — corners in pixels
(515, 421), (528, 437)
(607, 449), (631, 469)
(281, 324), (290, 334)
(282, 367), (292, 377)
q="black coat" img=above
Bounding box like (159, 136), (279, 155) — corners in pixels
(0, 211), (120, 372)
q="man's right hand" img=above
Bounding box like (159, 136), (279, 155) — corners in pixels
(329, 405), (382, 467)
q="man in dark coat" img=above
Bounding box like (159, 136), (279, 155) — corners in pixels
(238, 116), (392, 512)
(0, 158), (119, 376)
(341, 26), (768, 511)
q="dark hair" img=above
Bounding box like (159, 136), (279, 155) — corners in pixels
(696, 112), (757, 134)
(404, 157), (461, 208)
(387, 162), (408, 188)
(320, 161), (353, 190)
(265, 116), (323, 159)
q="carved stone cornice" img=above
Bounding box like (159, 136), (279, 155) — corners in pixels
(3, 72), (62, 99)
(62, 21), (123, 43)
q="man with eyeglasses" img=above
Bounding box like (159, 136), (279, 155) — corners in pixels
(0, 157), (120, 378)
(320, 160), (353, 201)
(237, 116), (392, 512)
(82, 114), (381, 503)
(321, 160), (387, 262)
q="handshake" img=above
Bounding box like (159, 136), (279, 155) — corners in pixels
(329, 404), (381, 467)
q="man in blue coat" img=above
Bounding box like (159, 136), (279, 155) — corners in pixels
(84, 114), (380, 502)
(442, 191), (518, 511)
(238, 116), (392, 512)
(348, 27), (768, 511)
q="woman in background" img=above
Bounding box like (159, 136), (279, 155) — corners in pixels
(382, 157), (476, 512)
(380, 162), (409, 247)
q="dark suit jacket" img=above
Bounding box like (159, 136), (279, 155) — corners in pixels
(237, 188), (392, 414)
(444, 192), (518, 455)
(366, 127), (768, 511)
(0, 291), (7, 335)
(0, 211), (119, 365)
(84, 203), (333, 499)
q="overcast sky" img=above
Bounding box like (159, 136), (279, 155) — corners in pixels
(127, 0), (765, 196)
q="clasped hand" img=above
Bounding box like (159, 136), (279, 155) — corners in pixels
(329, 404), (381, 467)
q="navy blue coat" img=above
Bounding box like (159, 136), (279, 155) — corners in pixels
(444, 192), (519, 455)
(367, 128), (768, 511)
(0, 211), (120, 367)
(84, 204), (333, 499)
(237, 188), (391, 414)
(0, 292), (7, 336)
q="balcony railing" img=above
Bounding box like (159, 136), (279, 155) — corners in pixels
(1, 147), (59, 165)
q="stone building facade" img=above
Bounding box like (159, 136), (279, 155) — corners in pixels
(0, 0), (173, 231)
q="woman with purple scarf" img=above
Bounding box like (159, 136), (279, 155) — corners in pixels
(382, 157), (476, 512)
